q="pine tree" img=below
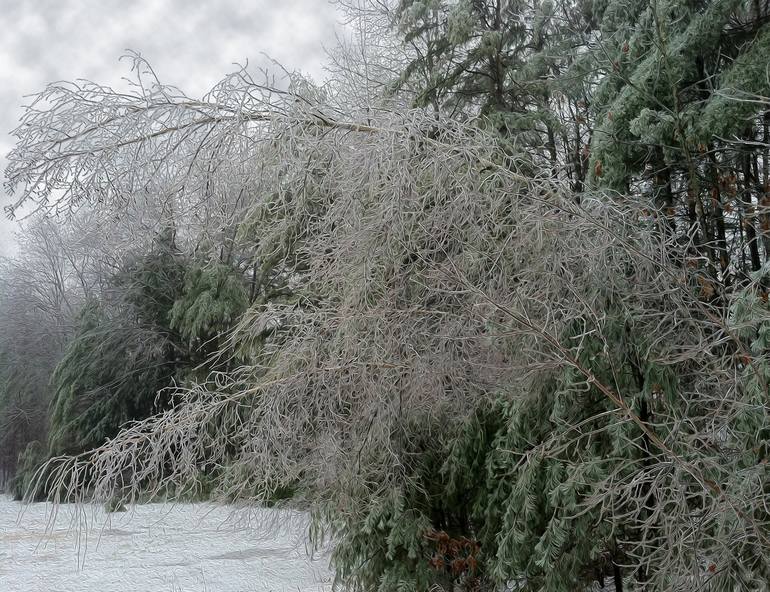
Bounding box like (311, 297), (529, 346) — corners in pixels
(170, 261), (248, 367)
(49, 232), (187, 455)
(587, 0), (770, 276)
(394, 0), (594, 179)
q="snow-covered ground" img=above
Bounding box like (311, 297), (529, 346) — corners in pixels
(0, 495), (332, 592)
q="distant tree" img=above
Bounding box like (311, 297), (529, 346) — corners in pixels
(0, 218), (94, 481)
(393, 0), (593, 179)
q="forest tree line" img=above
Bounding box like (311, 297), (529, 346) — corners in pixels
(2, 0), (770, 590)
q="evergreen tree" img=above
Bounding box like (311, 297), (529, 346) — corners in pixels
(48, 235), (249, 461)
(394, 0), (594, 179)
(170, 261), (248, 367)
(48, 229), (186, 455)
(588, 0), (770, 277)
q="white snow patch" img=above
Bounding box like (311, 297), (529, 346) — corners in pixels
(0, 495), (332, 592)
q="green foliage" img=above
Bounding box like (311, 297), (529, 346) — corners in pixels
(588, 0), (770, 189)
(727, 266), (770, 452)
(170, 262), (247, 357)
(475, 319), (652, 588)
(48, 234), (188, 456)
(9, 441), (49, 502)
(395, 0), (583, 154)
(0, 350), (49, 478)
(700, 25), (770, 139)
(325, 489), (444, 592)
(45, 239), (251, 493)
(0, 259), (64, 480)
(48, 301), (179, 455)
(319, 408), (500, 592)
(324, 308), (683, 591)
(114, 227), (187, 327)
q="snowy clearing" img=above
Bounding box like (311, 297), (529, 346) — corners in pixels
(0, 495), (332, 592)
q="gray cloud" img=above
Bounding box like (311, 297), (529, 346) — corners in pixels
(0, 0), (341, 255)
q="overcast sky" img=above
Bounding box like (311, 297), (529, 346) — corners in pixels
(0, 0), (342, 256)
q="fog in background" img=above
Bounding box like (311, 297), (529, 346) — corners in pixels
(0, 0), (341, 255)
